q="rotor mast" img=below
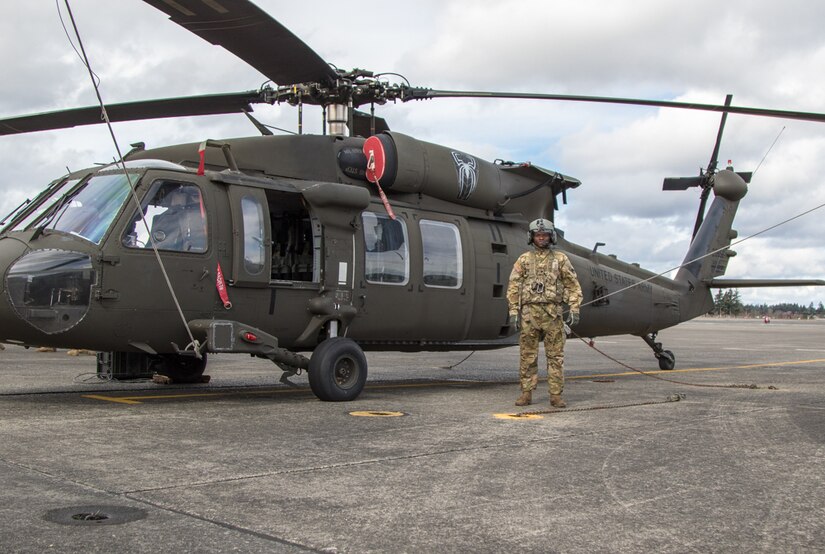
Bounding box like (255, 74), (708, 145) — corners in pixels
(327, 103), (350, 136)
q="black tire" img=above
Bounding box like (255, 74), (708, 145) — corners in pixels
(154, 352), (207, 383)
(658, 350), (675, 371)
(308, 338), (368, 401)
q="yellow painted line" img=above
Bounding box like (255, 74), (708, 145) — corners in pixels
(81, 395), (143, 405)
(568, 358), (825, 381)
(82, 388), (308, 404)
(349, 410), (406, 417)
(82, 381), (496, 404)
(82, 380), (487, 405)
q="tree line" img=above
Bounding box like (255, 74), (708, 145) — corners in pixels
(710, 289), (825, 318)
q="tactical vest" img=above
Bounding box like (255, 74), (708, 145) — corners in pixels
(521, 250), (563, 305)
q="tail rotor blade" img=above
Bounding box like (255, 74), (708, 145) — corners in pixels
(663, 176), (703, 191)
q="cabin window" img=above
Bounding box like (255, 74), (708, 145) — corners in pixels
(363, 211), (409, 285)
(241, 195), (266, 275)
(123, 181), (207, 253)
(421, 220), (463, 288)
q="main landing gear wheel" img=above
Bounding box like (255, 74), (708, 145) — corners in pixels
(657, 350), (676, 371)
(308, 337), (368, 402)
(154, 352), (207, 383)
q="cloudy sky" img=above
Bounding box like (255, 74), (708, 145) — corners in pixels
(2, 0), (824, 307)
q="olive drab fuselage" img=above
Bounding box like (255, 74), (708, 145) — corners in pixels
(0, 132), (745, 364)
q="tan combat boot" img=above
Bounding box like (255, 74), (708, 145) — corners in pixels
(515, 391), (532, 406)
(550, 394), (567, 408)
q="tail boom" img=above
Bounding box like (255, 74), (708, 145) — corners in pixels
(675, 170), (748, 319)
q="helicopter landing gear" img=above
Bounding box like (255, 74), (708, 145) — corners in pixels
(308, 337), (368, 401)
(657, 350), (676, 371)
(642, 333), (676, 370)
(154, 352), (208, 383)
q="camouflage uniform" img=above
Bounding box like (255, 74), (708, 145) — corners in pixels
(507, 248), (582, 395)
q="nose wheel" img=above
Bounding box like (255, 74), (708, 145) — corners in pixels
(642, 332), (676, 370)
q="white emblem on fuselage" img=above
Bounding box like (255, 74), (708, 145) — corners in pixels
(451, 151), (478, 201)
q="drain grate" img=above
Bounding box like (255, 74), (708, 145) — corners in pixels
(44, 505), (147, 526)
(72, 512), (109, 522)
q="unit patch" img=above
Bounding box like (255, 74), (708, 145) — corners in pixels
(451, 151), (478, 200)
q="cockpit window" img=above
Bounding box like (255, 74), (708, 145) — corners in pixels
(123, 181), (207, 253)
(8, 178), (81, 233)
(49, 174), (134, 244)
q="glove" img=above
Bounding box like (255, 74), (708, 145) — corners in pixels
(565, 311), (580, 326)
(509, 312), (520, 330)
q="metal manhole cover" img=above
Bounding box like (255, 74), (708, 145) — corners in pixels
(493, 413), (544, 420)
(349, 410), (407, 417)
(44, 505), (147, 526)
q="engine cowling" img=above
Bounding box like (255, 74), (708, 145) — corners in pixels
(337, 131), (580, 217)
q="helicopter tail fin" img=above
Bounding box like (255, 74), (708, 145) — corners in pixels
(675, 170), (748, 315)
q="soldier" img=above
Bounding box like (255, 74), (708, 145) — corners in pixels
(507, 218), (583, 408)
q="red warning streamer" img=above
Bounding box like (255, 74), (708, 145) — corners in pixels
(215, 262), (232, 309)
(197, 142), (206, 175)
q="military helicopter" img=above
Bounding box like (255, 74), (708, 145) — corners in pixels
(1, 0), (823, 401)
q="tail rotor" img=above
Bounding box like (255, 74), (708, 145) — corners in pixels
(662, 94), (745, 239)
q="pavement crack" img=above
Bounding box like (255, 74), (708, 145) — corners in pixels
(122, 494), (322, 552)
(0, 457), (112, 495)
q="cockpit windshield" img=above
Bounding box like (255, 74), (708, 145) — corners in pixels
(6, 178), (81, 233)
(13, 173), (134, 244)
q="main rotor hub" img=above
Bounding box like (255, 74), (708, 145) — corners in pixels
(272, 68), (425, 109)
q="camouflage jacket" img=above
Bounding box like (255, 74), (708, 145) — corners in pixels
(506, 248), (583, 317)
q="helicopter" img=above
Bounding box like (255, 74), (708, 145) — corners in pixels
(1, 0), (824, 401)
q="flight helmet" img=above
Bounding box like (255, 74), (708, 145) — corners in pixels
(528, 218), (557, 246)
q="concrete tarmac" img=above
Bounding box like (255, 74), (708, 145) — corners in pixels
(1, 318), (823, 552)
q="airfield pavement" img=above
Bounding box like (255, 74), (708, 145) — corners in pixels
(0, 317), (823, 553)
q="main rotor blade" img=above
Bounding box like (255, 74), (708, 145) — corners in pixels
(143, 0), (337, 86)
(0, 91), (263, 136)
(414, 89), (825, 124)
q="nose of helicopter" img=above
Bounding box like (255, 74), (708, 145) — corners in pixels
(0, 238), (96, 343)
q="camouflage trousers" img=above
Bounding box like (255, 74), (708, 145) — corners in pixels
(518, 304), (566, 395)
